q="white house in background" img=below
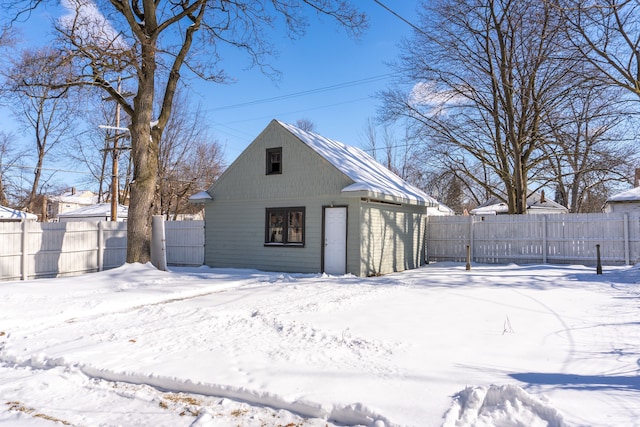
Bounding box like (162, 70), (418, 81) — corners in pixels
(603, 187), (640, 214)
(0, 205), (37, 222)
(471, 191), (568, 215)
(427, 202), (455, 216)
(57, 203), (128, 222)
(47, 188), (98, 219)
(602, 169), (640, 214)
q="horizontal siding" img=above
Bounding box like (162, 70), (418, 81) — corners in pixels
(359, 201), (425, 276)
(205, 121), (360, 275)
(205, 198), (330, 274)
(211, 123), (353, 202)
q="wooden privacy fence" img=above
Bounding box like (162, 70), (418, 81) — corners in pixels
(0, 220), (204, 281)
(426, 213), (640, 266)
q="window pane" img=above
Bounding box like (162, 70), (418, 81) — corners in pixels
(266, 148), (282, 175)
(267, 211), (284, 243)
(288, 211), (303, 243)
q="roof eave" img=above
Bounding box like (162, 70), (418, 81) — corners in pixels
(341, 189), (434, 207)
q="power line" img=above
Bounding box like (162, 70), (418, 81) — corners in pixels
(209, 74), (393, 111)
(372, 0), (426, 35)
(1, 163), (211, 186)
(0, 163), (96, 176)
(220, 97), (372, 126)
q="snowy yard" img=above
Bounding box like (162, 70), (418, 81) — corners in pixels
(0, 262), (639, 426)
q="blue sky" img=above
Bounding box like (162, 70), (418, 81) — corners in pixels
(1, 1), (422, 189)
(197, 1), (422, 163)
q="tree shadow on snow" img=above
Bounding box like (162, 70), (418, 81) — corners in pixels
(510, 372), (640, 391)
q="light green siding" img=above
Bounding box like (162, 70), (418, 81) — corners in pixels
(210, 122), (352, 202)
(358, 200), (426, 276)
(203, 120), (427, 276)
(205, 197), (351, 274)
(204, 121), (357, 274)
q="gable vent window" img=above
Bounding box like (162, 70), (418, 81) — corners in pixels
(265, 207), (305, 247)
(266, 147), (282, 175)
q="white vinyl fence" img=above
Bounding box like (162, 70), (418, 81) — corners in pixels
(0, 220), (204, 281)
(4, 214), (636, 281)
(426, 213), (640, 266)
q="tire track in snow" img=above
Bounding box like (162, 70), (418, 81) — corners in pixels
(0, 275), (402, 426)
(0, 354), (395, 426)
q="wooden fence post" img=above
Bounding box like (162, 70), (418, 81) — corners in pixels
(596, 244), (603, 275)
(466, 245), (471, 270)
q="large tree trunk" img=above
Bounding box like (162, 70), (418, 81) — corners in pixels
(126, 43), (158, 264)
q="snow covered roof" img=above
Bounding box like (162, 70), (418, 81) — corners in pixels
(277, 121), (438, 206)
(606, 186), (640, 202)
(58, 203), (128, 218)
(49, 190), (98, 205)
(0, 205), (37, 220)
(188, 191), (212, 204)
(427, 202), (455, 216)
(470, 191), (568, 215)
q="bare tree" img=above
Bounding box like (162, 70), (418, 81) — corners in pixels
(382, 0), (573, 214)
(2, 0), (366, 262)
(68, 90), (132, 203)
(295, 118), (315, 132)
(540, 81), (637, 212)
(163, 140), (225, 220)
(361, 118), (417, 179)
(559, 0), (640, 100)
(157, 93), (224, 219)
(0, 131), (24, 206)
(3, 47), (76, 215)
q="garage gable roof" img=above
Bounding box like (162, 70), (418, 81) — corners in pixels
(277, 121), (437, 206)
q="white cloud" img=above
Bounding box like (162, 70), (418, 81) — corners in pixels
(59, 0), (128, 50)
(409, 81), (466, 116)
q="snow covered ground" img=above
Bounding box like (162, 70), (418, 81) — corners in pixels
(0, 262), (638, 426)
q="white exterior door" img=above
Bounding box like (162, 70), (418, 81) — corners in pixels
(323, 207), (347, 275)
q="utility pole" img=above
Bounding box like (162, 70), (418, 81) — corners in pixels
(100, 76), (131, 221)
(111, 76), (122, 222)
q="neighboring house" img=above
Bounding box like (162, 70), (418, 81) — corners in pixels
(47, 189), (98, 219)
(602, 187), (640, 214)
(0, 205), (37, 222)
(197, 119), (438, 277)
(57, 203), (128, 222)
(427, 202), (455, 216)
(471, 191), (568, 215)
